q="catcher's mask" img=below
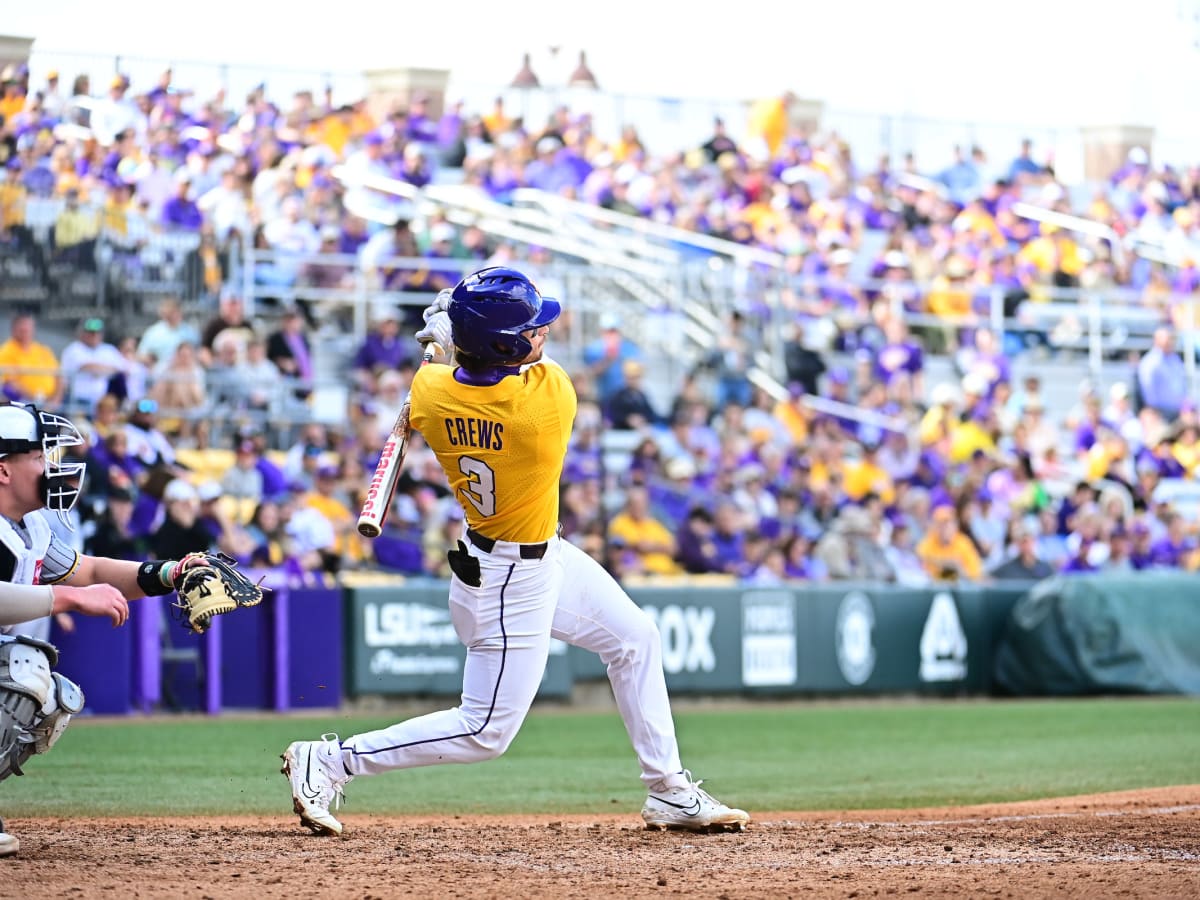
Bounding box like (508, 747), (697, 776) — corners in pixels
(0, 403), (86, 529)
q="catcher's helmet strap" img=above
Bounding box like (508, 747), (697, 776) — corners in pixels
(0, 438), (41, 456)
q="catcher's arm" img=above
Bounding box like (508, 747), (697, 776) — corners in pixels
(64, 554), (187, 601)
(66, 551), (264, 634)
(0, 582), (126, 628)
(357, 342), (442, 538)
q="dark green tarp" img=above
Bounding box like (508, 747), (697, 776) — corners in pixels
(993, 573), (1200, 695)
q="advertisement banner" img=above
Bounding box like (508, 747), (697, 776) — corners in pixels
(344, 582), (1030, 699)
(345, 584), (571, 697)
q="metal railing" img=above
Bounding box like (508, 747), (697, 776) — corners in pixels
(10, 192), (1198, 418)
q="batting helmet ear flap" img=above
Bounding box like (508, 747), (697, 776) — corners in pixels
(448, 267), (561, 365)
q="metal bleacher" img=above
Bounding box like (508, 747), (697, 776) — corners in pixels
(9, 167), (1195, 460)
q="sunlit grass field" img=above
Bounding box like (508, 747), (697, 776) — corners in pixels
(4, 697), (1197, 817)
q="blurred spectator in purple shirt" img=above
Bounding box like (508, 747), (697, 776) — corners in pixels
(708, 501), (748, 575)
(395, 142), (433, 189)
(955, 328), (1010, 399)
(1059, 538), (1103, 574)
(675, 505), (721, 575)
(873, 317), (924, 397)
(526, 135), (585, 194)
(1129, 519), (1157, 569)
(1136, 328), (1189, 420)
(21, 153), (55, 197)
(563, 407), (603, 485)
(436, 98), (466, 165)
(1150, 511), (1194, 567)
(352, 308), (407, 388)
(403, 94), (439, 145)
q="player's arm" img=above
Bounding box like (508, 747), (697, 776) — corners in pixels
(60, 553), (200, 601)
(0, 581), (129, 627)
(0, 581), (54, 626)
(62, 555), (147, 598)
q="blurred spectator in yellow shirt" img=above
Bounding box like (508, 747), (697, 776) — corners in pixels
(477, 96), (509, 140)
(1084, 427), (1132, 483)
(607, 485), (682, 575)
(772, 384), (810, 446)
(54, 187), (100, 265)
(306, 101), (374, 158)
(0, 311), (62, 404)
(924, 256), (977, 352)
(101, 181), (135, 238)
(0, 162), (24, 236)
(842, 439), (895, 505)
(951, 198), (1005, 249)
(1016, 225), (1084, 284)
(948, 403), (999, 465)
(609, 123), (646, 164)
(746, 92), (792, 158)
(0, 73), (26, 124)
(301, 463), (363, 565)
(919, 383), (961, 446)
(1172, 421), (1200, 477)
(916, 504), (983, 582)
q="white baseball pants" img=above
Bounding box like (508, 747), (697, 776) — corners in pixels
(342, 536), (684, 788)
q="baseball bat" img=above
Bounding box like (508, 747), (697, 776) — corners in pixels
(356, 343), (441, 538)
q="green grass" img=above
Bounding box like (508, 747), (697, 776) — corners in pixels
(4, 697), (1198, 817)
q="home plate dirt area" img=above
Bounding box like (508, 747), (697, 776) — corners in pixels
(6, 787), (1199, 898)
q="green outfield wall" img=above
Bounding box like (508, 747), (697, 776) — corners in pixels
(345, 574), (1200, 698)
(343, 581), (1032, 698)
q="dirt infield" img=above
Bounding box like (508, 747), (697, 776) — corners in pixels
(5, 786), (1199, 898)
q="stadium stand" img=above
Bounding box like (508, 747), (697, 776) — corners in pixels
(2, 59), (1200, 586)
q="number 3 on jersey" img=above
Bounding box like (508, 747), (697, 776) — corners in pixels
(458, 455), (496, 516)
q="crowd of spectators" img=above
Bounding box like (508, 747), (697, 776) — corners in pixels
(2, 61), (1200, 587)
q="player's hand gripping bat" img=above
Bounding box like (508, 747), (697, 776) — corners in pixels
(356, 342), (441, 538)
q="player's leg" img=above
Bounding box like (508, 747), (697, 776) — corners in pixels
(550, 539), (681, 786)
(283, 551), (562, 835)
(345, 557), (559, 770)
(550, 540), (748, 830)
(0, 635), (86, 856)
(0, 814), (17, 857)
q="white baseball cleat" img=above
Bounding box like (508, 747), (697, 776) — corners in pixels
(0, 817), (18, 857)
(281, 733), (352, 836)
(641, 772), (750, 832)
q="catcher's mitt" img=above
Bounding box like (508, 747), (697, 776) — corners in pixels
(171, 552), (267, 634)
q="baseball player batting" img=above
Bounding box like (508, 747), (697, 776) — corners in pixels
(283, 266), (749, 834)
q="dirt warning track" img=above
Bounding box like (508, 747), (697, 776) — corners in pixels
(5, 786), (1199, 898)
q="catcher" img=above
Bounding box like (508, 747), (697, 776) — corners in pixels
(0, 402), (264, 856)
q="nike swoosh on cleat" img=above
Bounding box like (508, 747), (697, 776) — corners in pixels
(650, 796), (703, 817)
(300, 785), (321, 800)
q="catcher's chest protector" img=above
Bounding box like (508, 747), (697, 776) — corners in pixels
(0, 513), (53, 587)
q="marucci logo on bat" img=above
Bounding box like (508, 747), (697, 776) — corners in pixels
(360, 440), (400, 517)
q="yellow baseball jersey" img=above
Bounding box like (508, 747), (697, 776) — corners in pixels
(410, 360), (577, 544)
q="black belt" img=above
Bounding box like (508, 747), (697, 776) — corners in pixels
(467, 528), (548, 560)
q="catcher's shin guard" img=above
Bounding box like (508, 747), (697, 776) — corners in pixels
(0, 635), (84, 781)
